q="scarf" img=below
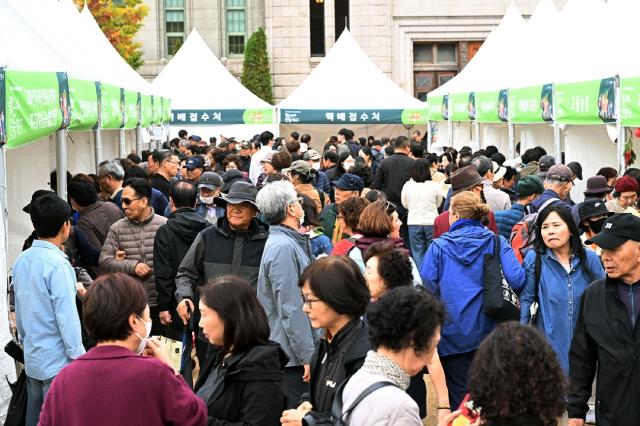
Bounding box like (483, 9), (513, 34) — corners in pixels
(362, 351), (410, 390)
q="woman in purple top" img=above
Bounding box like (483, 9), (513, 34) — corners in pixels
(39, 273), (207, 426)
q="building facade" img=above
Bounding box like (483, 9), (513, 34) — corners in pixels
(136, 0), (565, 103)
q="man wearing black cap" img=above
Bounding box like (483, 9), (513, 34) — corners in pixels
(320, 173), (364, 243)
(185, 156), (205, 183)
(568, 213), (640, 426)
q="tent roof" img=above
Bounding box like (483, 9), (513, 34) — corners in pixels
(277, 29), (425, 110)
(151, 29), (272, 109)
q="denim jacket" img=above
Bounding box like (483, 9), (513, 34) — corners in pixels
(519, 248), (605, 373)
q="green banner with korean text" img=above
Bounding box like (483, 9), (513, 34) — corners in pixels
(426, 95), (444, 121)
(4, 70), (64, 149)
(140, 94), (152, 128)
(449, 93), (471, 122)
(68, 78), (98, 131)
(100, 83), (123, 129)
(474, 90), (502, 123)
(161, 97), (172, 123)
(173, 108), (275, 125)
(621, 77), (640, 126)
(278, 109), (424, 125)
(555, 78), (616, 125)
(509, 85), (553, 124)
(152, 96), (162, 125)
(124, 90), (139, 129)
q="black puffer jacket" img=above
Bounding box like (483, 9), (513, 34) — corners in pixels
(153, 208), (208, 327)
(194, 342), (288, 426)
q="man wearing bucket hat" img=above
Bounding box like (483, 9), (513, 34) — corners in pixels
(568, 214), (640, 426)
(175, 181), (269, 366)
(433, 165), (500, 238)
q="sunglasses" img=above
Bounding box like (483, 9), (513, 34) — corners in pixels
(122, 197), (143, 205)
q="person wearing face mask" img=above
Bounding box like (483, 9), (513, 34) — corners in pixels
(519, 205), (604, 374)
(255, 181), (316, 409)
(577, 199), (613, 257)
(175, 181), (269, 369)
(195, 172), (225, 226)
(303, 149), (331, 194)
(39, 273), (207, 426)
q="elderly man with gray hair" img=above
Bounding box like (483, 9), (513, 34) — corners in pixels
(471, 155), (511, 212)
(532, 164), (574, 212)
(256, 181), (315, 409)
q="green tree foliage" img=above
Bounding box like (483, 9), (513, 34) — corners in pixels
(74, 0), (149, 70)
(241, 28), (274, 104)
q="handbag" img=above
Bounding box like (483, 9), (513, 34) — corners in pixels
(4, 341), (26, 426)
(482, 235), (520, 322)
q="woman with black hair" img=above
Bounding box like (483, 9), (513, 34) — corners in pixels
(299, 194), (333, 258)
(195, 275), (287, 425)
(520, 205), (604, 373)
(280, 256), (371, 425)
(347, 157), (372, 189)
(466, 322), (566, 426)
(340, 287), (446, 426)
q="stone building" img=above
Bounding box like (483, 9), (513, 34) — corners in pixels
(136, 0), (566, 103)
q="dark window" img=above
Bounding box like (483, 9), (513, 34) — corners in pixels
(310, 0), (325, 56)
(335, 0), (349, 40)
(226, 0), (246, 55)
(165, 0), (185, 57)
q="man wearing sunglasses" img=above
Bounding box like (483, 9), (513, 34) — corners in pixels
(99, 178), (168, 335)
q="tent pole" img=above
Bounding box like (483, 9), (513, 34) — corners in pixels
(166, 124), (171, 144)
(135, 125), (142, 155)
(118, 128), (126, 158)
(508, 123), (515, 160)
(56, 130), (67, 201)
(553, 124), (562, 162)
(447, 95), (453, 147)
(93, 128), (103, 172)
(616, 78), (626, 174)
(474, 122), (482, 149)
(426, 121), (432, 152)
(0, 146), (8, 234)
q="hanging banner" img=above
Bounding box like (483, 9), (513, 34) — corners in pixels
(620, 76), (640, 126)
(449, 93), (471, 122)
(474, 90), (502, 123)
(555, 77), (615, 125)
(56, 72), (71, 129)
(172, 108), (274, 125)
(140, 94), (152, 128)
(68, 78), (99, 131)
(4, 70), (63, 149)
(509, 85), (550, 124)
(0, 68), (5, 145)
(124, 90), (139, 129)
(152, 95), (162, 125)
(426, 95), (444, 121)
(468, 92), (476, 120)
(277, 108), (425, 125)
(161, 97), (172, 123)
(100, 83), (123, 129)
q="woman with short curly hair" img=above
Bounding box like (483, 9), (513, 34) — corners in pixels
(331, 197), (370, 256)
(467, 322), (566, 426)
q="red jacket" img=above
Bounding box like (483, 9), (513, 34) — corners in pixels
(433, 211), (498, 239)
(40, 345), (207, 426)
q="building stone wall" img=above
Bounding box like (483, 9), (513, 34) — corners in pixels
(136, 0), (566, 102)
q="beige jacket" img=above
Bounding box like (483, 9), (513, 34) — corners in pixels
(99, 209), (167, 306)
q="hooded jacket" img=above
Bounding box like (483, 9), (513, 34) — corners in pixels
(421, 219), (526, 356)
(153, 208), (208, 316)
(257, 225), (315, 367)
(194, 342), (288, 426)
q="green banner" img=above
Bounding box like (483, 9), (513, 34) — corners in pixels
(475, 90), (502, 123)
(100, 83), (123, 129)
(449, 92), (471, 122)
(621, 77), (640, 126)
(152, 95), (162, 125)
(140, 94), (152, 127)
(124, 90), (139, 129)
(68, 78), (98, 131)
(0, 68), (6, 145)
(426, 95), (444, 121)
(4, 70), (64, 149)
(161, 97), (172, 123)
(509, 85), (552, 124)
(555, 78), (616, 125)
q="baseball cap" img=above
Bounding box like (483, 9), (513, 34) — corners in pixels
(538, 155), (556, 171)
(516, 175), (544, 197)
(23, 189), (55, 213)
(585, 213), (640, 249)
(303, 149), (321, 161)
(198, 172), (223, 190)
(567, 162), (583, 180)
(332, 173), (364, 192)
(283, 160), (312, 176)
(261, 152), (275, 164)
(492, 161), (506, 182)
(240, 141), (252, 151)
(188, 135), (202, 142)
(546, 164), (574, 183)
(186, 156), (205, 170)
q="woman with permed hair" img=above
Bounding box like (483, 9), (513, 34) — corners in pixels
(466, 322), (566, 426)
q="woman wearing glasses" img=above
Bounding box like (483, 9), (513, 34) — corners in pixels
(256, 181), (316, 409)
(280, 256), (371, 426)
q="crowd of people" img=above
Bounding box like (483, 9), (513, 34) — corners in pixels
(9, 127), (640, 426)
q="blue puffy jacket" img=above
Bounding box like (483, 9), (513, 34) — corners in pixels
(421, 219), (526, 356)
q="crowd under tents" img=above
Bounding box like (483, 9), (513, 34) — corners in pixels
(276, 30), (429, 143)
(0, 0), (170, 414)
(152, 29), (277, 141)
(425, 0), (640, 202)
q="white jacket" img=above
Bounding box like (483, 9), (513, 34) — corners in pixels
(401, 179), (443, 226)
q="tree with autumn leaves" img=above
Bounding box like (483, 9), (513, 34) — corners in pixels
(74, 0), (148, 70)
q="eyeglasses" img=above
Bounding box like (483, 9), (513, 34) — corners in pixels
(301, 296), (321, 308)
(122, 197), (143, 205)
(289, 197), (304, 206)
(165, 159), (180, 166)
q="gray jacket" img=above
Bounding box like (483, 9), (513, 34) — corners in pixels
(99, 210), (167, 307)
(257, 225), (315, 367)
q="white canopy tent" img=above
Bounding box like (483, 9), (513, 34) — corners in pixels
(152, 29), (276, 141)
(277, 29), (428, 143)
